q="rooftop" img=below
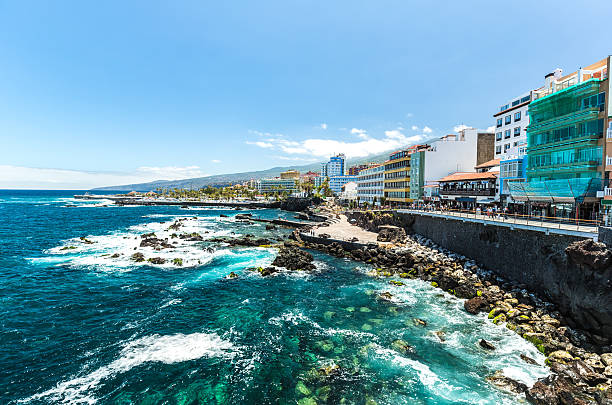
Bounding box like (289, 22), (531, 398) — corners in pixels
(474, 159), (500, 169)
(439, 171), (498, 182)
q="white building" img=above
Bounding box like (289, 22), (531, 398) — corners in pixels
(356, 164), (384, 206)
(421, 128), (491, 187)
(256, 178), (297, 194)
(493, 90), (534, 159)
(339, 181), (358, 202)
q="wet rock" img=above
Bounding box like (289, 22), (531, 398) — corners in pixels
(378, 292), (393, 301)
(521, 354), (539, 365)
(220, 214), (228, 218)
(259, 267), (279, 277)
(479, 339), (496, 350)
(140, 237), (173, 250)
(79, 236), (95, 244)
(434, 331), (446, 342)
(179, 232), (204, 241)
(271, 244), (316, 271)
(391, 339), (413, 355)
(295, 381), (312, 396)
(413, 318), (427, 327)
(486, 370), (527, 394)
(111, 253), (120, 258)
(130, 252), (145, 262)
(172, 258), (183, 266)
(148, 257), (166, 265)
(227, 271), (238, 279)
(464, 297), (485, 314)
(266, 224), (277, 230)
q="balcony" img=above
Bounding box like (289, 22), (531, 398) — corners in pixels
(605, 187), (612, 197)
(439, 188), (496, 197)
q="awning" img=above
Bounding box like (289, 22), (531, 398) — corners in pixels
(456, 197), (476, 203)
(477, 197), (497, 203)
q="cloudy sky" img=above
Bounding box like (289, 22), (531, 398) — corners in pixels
(1, 1), (611, 189)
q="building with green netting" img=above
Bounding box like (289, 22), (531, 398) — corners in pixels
(508, 56), (611, 220)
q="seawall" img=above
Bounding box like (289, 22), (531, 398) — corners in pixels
(347, 210), (612, 344)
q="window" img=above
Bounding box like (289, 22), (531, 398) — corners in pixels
(505, 115), (511, 125)
(504, 129), (511, 139)
(582, 92), (606, 111)
(520, 95), (531, 103)
(514, 126), (521, 136)
(496, 132), (502, 141)
(495, 145), (501, 154)
(500, 104), (509, 112)
(504, 143), (511, 152)
(513, 142), (518, 147)
(496, 118), (503, 128)
(514, 111), (521, 121)
(512, 99), (520, 107)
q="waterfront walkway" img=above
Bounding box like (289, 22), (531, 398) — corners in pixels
(397, 209), (598, 238)
(309, 214), (383, 244)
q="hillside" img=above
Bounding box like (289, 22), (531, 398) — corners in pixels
(93, 139), (437, 192)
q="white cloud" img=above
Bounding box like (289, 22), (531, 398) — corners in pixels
(486, 126), (496, 132)
(247, 128), (426, 159)
(411, 125), (419, 131)
(246, 141), (274, 148)
(350, 128), (369, 139)
(422, 126), (433, 134)
(406, 112), (414, 118)
(0, 165), (209, 190)
(320, 123), (328, 130)
(211, 159), (221, 163)
(453, 124), (471, 132)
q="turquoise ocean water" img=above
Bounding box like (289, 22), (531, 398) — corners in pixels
(0, 190), (549, 404)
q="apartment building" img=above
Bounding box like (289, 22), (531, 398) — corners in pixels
(356, 164), (384, 206)
(256, 178), (298, 194)
(508, 56), (611, 219)
(494, 91), (533, 159)
(384, 149), (413, 206)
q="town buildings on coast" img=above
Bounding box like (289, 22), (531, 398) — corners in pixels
(252, 55), (611, 221)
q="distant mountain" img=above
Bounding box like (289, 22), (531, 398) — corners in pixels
(93, 139), (439, 192)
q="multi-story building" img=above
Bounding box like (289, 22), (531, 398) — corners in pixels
(280, 170), (300, 179)
(384, 149), (413, 206)
(329, 175), (358, 195)
(321, 153), (346, 178)
(494, 91), (534, 159)
(356, 164), (384, 206)
(256, 178), (298, 194)
(509, 56), (611, 219)
(348, 164), (368, 176)
(408, 128), (494, 202)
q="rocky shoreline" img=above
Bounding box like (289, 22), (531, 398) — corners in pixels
(277, 225), (612, 404)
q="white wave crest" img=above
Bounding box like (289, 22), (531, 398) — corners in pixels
(21, 332), (237, 404)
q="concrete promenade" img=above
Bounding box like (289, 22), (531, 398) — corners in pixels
(309, 214), (383, 244)
(397, 209), (598, 239)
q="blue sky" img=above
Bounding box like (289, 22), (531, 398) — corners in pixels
(1, 0), (611, 188)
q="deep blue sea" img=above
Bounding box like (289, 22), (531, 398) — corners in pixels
(0, 190), (549, 404)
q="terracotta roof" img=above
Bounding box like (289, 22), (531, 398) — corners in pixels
(474, 159), (500, 169)
(439, 171), (498, 182)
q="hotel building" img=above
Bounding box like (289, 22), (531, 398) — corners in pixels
(256, 178), (298, 194)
